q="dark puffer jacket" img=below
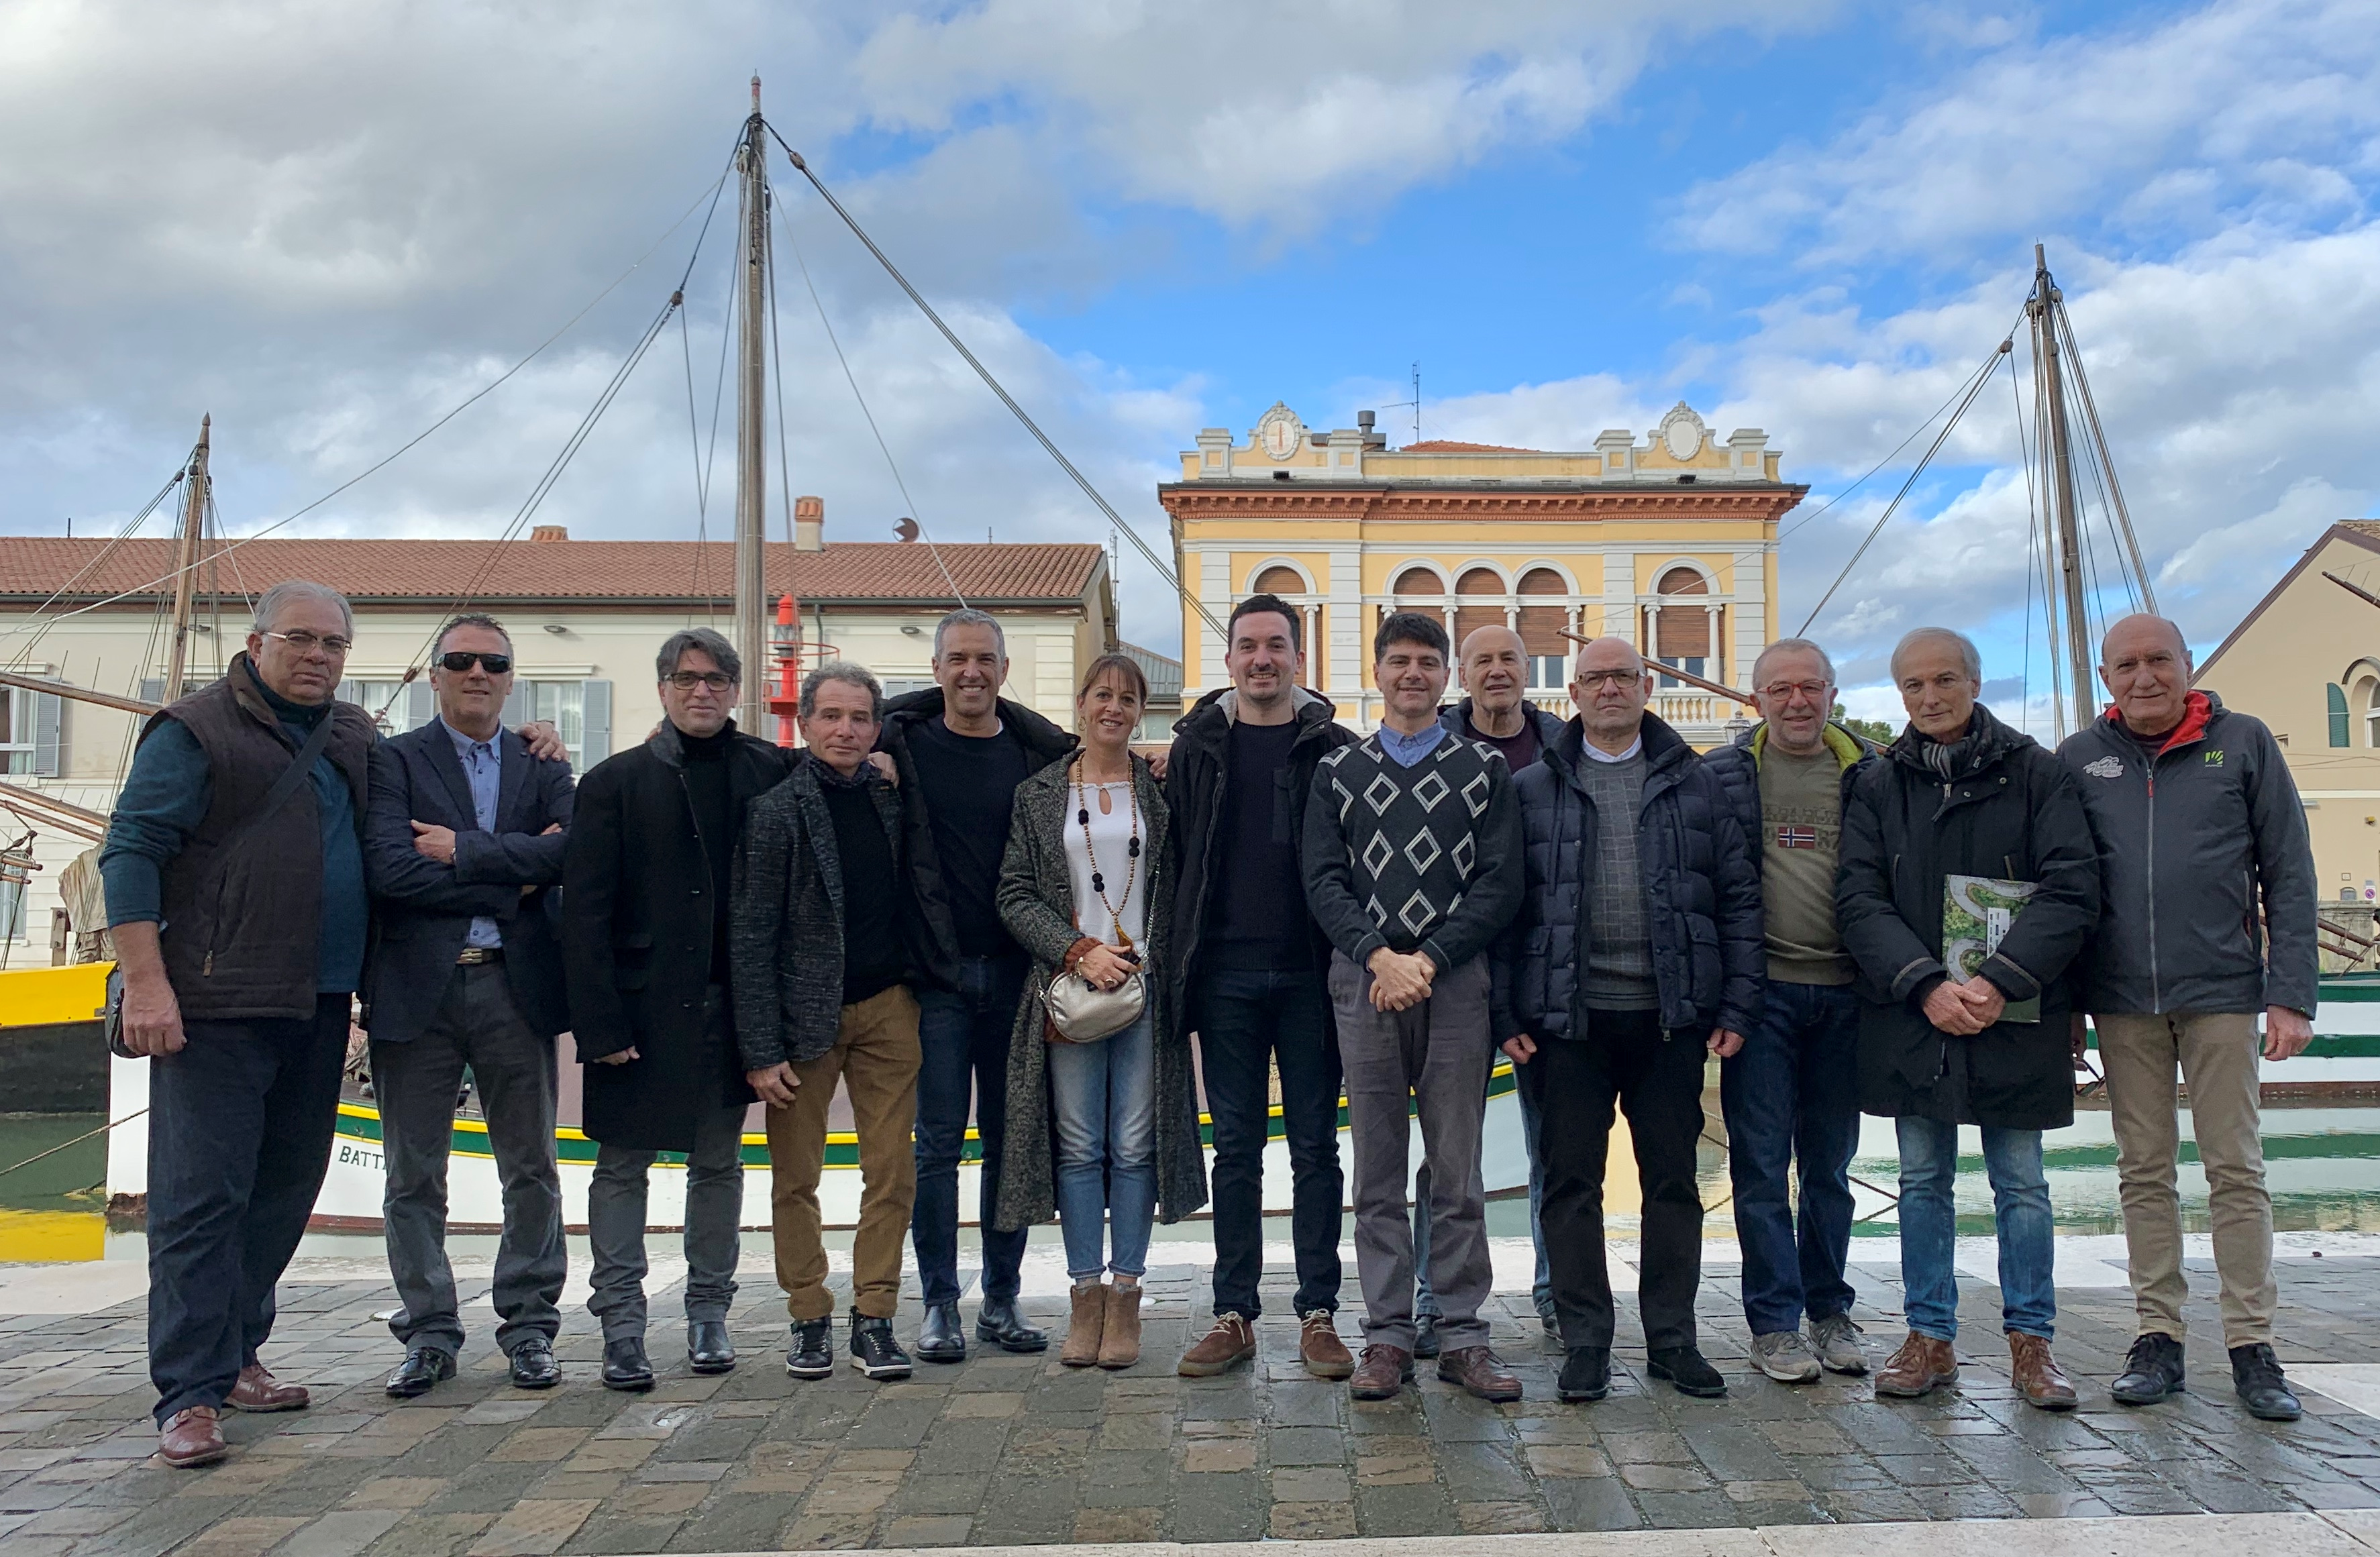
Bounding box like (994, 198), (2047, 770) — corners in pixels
(1495, 712), (1764, 1042)
(1701, 720), (1877, 873)
(1836, 703), (2100, 1130)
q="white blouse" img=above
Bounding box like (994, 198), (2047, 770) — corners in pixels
(1064, 777), (1149, 951)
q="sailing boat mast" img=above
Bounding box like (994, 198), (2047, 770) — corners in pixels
(2030, 245), (2095, 737)
(732, 76), (771, 733)
(162, 415), (210, 702)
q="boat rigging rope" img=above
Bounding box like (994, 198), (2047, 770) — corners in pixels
(768, 127), (1225, 639)
(0, 466), (189, 670)
(773, 182), (968, 608)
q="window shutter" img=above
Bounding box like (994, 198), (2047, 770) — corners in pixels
(582, 680), (611, 764)
(2332, 684), (2351, 747)
(140, 678), (165, 705)
(406, 681), (436, 731)
(32, 691), (61, 777)
(501, 682), (530, 730)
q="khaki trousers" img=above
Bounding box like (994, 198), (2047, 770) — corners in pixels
(765, 985), (922, 1322)
(2095, 1010), (2275, 1346)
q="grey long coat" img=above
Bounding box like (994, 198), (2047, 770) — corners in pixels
(992, 751), (1208, 1234)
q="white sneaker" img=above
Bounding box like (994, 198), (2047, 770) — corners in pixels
(1751, 1329), (1822, 1383)
(1808, 1312), (1869, 1375)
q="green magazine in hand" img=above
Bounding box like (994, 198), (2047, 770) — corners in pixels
(1943, 874), (2040, 1024)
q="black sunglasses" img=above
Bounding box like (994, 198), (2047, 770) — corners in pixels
(438, 651), (513, 675)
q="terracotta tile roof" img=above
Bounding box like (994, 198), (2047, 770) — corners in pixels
(2342, 520), (2380, 541)
(1398, 439), (1539, 453)
(0, 536), (1103, 607)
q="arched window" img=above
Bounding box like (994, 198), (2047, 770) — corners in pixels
(1392, 566), (1442, 600)
(1516, 568), (1569, 690)
(1252, 566), (1306, 596)
(1453, 568), (1504, 647)
(1653, 566), (1712, 690)
(2362, 677), (2380, 749)
(2332, 683), (2352, 747)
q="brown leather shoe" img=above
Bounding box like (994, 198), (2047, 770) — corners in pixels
(1300, 1311), (1354, 1380)
(1875, 1330), (1959, 1399)
(1349, 1343), (1414, 1401)
(1059, 1282), (1106, 1368)
(2009, 1332), (2077, 1411)
(1097, 1283), (1143, 1370)
(227, 1362), (308, 1413)
(157, 1405), (227, 1468)
(1178, 1313), (1256, 1377)
(1437, 1345), (1523, 1403)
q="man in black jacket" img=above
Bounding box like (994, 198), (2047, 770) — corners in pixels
(1305, 611), (1524, 1403)
(363, 614), (576, 1399)
(2059, 614), (2316, 1421)
(876, 608), (1072, 1360)
(732, 662), (921, 1385)
(563, 627), (796, 1391)
(1169, 594), (1357, 1381)
(1495, 635), (1762, 1406)
(1839, 627), (2100, 1413)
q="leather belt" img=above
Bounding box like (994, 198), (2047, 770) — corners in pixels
(456, 947), (505, 965)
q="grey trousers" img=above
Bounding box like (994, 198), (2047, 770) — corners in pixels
(586, 1088), (746, 1344)
(372, 962), (565, 1359)
(1329, 950), (1495, 1352)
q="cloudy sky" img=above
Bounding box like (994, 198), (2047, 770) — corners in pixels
(3, 0), (2375, 723)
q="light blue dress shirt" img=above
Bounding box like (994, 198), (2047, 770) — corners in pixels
(441, 718), (503, 949)
(1377, 720), (1450, 769)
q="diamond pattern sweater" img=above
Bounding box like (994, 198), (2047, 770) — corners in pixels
(1301, 730), (1524, 973)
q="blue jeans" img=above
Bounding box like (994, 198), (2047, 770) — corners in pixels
(1895, 1116), (2055, 1341)
(1720, 980), (1861, 1334)
(1197, 969), (1342, 1318)
(912, 954), (1029, 1305)
(1416, 1061), (1548, 1320)
(1048, 1009), (1157, 1280)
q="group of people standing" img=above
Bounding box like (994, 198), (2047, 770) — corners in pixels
(103, 579), (2316, 1472)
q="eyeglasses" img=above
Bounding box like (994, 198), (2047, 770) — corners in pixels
(261, 629), (352, 656)
(666, 670), (735, 691)
(1759, 681), (1832, 702)
(438, 651), (512, 675)
(1575, 669), (1645, 690)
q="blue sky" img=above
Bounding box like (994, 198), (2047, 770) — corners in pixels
(2, 0), (2375, 724)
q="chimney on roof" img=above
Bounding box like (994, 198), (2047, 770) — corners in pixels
(530, 525), (568, 542)
(794, 495), (824, 551)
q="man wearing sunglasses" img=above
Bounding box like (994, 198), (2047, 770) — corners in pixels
(361, 614), (578, 1399)
(1700, 639), (1876, 1385)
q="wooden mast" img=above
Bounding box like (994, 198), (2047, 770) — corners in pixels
(161, 414), (210, 702)
(732, 76), (770, 733)
(2031, 244), (2094, 736)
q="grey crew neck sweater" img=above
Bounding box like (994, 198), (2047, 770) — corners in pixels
(1575, 751), (1658, 1012)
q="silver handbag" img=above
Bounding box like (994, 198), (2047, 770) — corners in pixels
(1044, 963), (1145, 1043)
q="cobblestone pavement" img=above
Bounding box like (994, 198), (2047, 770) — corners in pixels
(4, 1254), (2380, 1555)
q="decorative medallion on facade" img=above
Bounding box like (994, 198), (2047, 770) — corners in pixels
(1255, 403), (1306, 460)
(1658, 402), (1709, 461)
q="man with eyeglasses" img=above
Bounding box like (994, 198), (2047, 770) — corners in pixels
(1700, 639), (1876, 1384)
(564, 628), (800, 1390)
(102, 580), (385, 1466)
(1495, 637), (1762, 1406)
(360, 614), (578, 1399)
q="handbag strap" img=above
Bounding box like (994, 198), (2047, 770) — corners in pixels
(229, 705), (342, 849)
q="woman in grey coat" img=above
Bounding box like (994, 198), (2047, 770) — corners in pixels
(995, 653), (1206, 1370)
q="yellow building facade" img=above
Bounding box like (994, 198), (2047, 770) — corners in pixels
(1161, 400), (1806, 741)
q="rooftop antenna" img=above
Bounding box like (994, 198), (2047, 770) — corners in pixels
(1384, 362), (1420, 446)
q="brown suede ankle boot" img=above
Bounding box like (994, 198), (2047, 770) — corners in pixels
(1098, 1283), (1143, 1369)
(1060, 1282), (1106, 1367)
(1875, 1330), (1958, 1399)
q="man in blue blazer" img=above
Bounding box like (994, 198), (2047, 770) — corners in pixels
(362, 613), (576, 1397)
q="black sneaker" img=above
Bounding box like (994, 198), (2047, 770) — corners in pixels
(2110, 1333), (2185, 1405)
(1647, 1345), (1726, 1399)
(1558, 1346), (1610, 1403)
(785, 1318), (834, 1381)
(1412, 1315), (1442, 1360)
(849, 1312), (913, 1381)
(2230, 1342), (2302, 1421)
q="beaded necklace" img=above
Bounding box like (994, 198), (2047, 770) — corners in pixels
(1071, 753), (1141, 949)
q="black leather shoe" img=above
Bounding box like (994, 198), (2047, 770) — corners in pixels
(384, 1346), (455, 1399)
(1559, 1346), (1611, 1403)
(508, 1337), (560, 1391)
(974, 1295), (1048, 1353)
(687, 1319), (736, 1375)
(917, 1301), (967, 1364)
(1412, 1315), (1442, 1360)
(2231, 1342), (2302, 1421)
(2111, 1332), (2185, 1405)
(601, 1336), (655, 1392)
(850, 1311), (913, 1381)
(1648, 1345), (1727, 1398)
(786, 1318), (835, 1381)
